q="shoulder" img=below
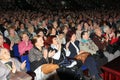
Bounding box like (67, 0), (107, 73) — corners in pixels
(29, 47), (41, 54)
(74, 40), (80, 46)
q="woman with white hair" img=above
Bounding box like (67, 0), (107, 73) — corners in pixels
(0, 48), (26, 80)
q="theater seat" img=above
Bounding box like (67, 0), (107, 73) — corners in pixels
(21, 54), (31, 72)
(12, 44), (21, 61)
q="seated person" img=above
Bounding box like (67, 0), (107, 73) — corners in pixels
(0, 48), (26, 80)
(66, 30), (103, 80)
(29, 35), (60, 80)
(45, 35), (67, 64)
(18, 32), (33, 56)
(93, 28), (120, 62)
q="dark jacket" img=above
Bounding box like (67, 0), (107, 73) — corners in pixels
(68, 40), (80, 58)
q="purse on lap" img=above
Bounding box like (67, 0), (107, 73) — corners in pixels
(75, 52), (91, 63)
(41, 63), (59, 74)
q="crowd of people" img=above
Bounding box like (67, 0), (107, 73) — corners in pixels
(0, 8), (120, 80)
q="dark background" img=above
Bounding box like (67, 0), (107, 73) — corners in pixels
(0, 0), (120, 11)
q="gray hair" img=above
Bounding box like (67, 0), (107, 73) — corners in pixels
(103, 26), (110, 33)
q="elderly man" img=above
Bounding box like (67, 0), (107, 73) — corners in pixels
(92, 28), (120, 62)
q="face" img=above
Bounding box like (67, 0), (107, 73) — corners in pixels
(77, 24), (82, 30)
(0, 48), (10, 61)
(53, 21), (58, 28)
(95, 29), (102, 37)
(59, 34), (64, 39)
(36, 37), (44, 47)
(63, 27), (68, 34)
(9, 29), (15, 35)
(71, 34), (76, 42)
(51, 28), (56, 35)
(52, 37), (58, 45)
(20, 24), (25, 29)
(38, 31), (44, 37)
(106, 28), (111, 34)
(83, 32), (89, 40)
(22, 34), (29, 42)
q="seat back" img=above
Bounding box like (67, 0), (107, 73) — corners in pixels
(21, 54), (31, 71)
(12, 44), (21, 61)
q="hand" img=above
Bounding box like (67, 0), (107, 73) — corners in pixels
(10, 41), (14, 50)
(57, 43), (61, 50)
(20, 60), (26, 70)
(12, 61), (16, 73)
(43, 49), (48, 59)
(48, 50), (55, 57)
(66, 42), (70, 50)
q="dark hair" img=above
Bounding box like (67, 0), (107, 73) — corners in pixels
(36, 28), (44, 35)
(44, 35), (56, 48)
(81, 31), (88, 39)
(66, 30), (76, 42)
(46, 35), (56, 45)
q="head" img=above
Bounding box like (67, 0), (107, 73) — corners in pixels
(58, 31), (64, 39)
(36, 29), (45, 37)
(94, 28), (102, 37)
(49, 27), (56, 35)
(0, 48), (11, 61)
(81, 31), (89, 40)
(103, 26), (111, 34)
(32, 35), (44, 47)
(61, 25), (69, 35)
(20, 23), (25, 30)
(8, 26), (15, 35)
(28, 24), (34, 33)
(77, 24), (82, 31)
(20, 32), (29, 42)
(52, 21), (58, 28)
(66, 30), (76, 42)
(46, 35), (58, 45)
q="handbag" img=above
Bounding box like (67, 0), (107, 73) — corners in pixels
(41, 63), (59, 74)
(75, 52), (91, 63)
(9, 71), (32, 80)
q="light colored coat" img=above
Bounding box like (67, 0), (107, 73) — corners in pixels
(0, 58), (25, 80)
(79, 39), (98, 55)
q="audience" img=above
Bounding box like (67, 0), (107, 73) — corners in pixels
(66, 30), (102, 80)
(0, 5), (120, 80)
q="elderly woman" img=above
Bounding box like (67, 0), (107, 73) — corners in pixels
(28, 35), (60, 80)
(0, 48), (26, 80)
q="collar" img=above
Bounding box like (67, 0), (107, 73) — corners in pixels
(81, 39), (89, 43)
